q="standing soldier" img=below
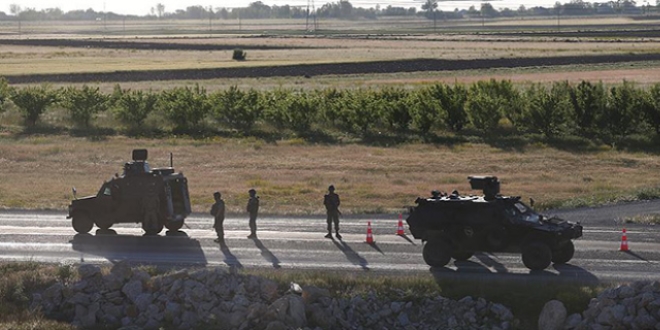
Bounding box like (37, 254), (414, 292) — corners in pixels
(246, 189), (259, 239)
(324, 185), (341, 239)
(210, 192), (225, 243)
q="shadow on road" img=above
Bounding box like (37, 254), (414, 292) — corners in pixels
(252, 238), (281, 269)
(218, 242), (243, 269)
(367, 242), (384, 255)
(397, 234), (417, 246)
(70, 231), (207, 266)
(623, 250), (650, 262)
(474, 252), (508, 274)
(332, 239), (370, 271)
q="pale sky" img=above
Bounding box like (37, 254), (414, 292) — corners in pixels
(1, 0), (571, 16)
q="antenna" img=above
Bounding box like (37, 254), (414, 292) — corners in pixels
(170, 152), (173, 168)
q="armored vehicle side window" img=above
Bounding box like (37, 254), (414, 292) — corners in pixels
(505, 202), (540, 224)
(103, 187), (112, 196)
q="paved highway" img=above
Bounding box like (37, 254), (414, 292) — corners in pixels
(0, 201), (659, 282)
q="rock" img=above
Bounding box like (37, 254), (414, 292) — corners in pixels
(491, 303), (514, 321)
(302, 285), (331, 304)
(564, 313), (582, 329)
(134, 293), (153, 313)
(289, 282), (303, 294)
(103, 273), (125, 291)
(390, 301), (404, 314)
(268, 294), (307, 328)
(122, 280), (143, 303)
(265, 321), (289, 330)
(78, 264), (101, 279)
(616, 285), (636, 299)
(538, 300), (567, 330)
(397, 312), (410, 326)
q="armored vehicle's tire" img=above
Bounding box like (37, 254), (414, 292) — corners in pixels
(522, 242), (552, 270)
(72, 212), (94, 234)
(452, 250), (474, 261)
(143, 222), (164, 236)
(423, 239), (453, 268)
(165, 220), (184, 231)
(95, 221), (112, 230)
(552, 241), (575, 264)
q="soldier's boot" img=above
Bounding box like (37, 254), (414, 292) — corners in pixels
(335, 231), (342, 239)
(324, 232), (332, 238)
(247, 233), (256, 239)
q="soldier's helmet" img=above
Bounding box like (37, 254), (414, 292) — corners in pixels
(214, 191), (221, 199)
(249, 189), (256, 195)
(328, 185), (335, 192)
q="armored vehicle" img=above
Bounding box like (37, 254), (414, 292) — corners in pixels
(406, 176), (583, 270)
(67, 149), (191, 235)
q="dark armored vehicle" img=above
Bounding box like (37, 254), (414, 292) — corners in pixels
(68, 149), (191, 235)
(407, 176), (583, 270)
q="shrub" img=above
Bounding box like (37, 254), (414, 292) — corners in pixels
(524, 83), (571, 137)
(0, 77), (10, 112)
(465, 89), (501, 133)
(232, 49), (247, 61)
(113, 89), (158, 129)
(59, 85), (110, 128)
(568, 81), (606, 136)
(378, 87), (412, 132)
(640, 83), (660, 135)
(599, 81), (641, 144)
(409, 89), (443, 137)
(9, 85), (59, 127)
(427, 83), (469, 132)
(158, 84), (211, 131)
(212, 86), (263, 132)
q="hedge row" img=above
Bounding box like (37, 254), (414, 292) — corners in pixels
(1, 78), (660, 146)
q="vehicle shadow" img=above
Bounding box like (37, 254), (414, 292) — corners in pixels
(252, 238), (281, 269)
(332, 239), (370, 271)
(70, 231), (207, 266)
(623, 250), (651, 262)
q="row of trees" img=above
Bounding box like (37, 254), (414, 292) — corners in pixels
(3, 0), (657, 21)
(1, 78), (660, 146)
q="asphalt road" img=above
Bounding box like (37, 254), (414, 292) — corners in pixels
(0, 201), (659, 282)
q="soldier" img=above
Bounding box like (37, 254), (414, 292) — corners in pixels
(210, 192), (225, 243)
(324, 185), (341, 239)
(246, 189), (259, 239)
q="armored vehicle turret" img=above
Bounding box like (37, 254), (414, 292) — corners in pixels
(406, 176), (583, 270)
(67, 149), (191, 235)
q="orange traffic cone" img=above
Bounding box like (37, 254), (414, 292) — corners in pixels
(619, 228), (629, 251)
(396, 214), (405, 236)
(366, 221), (375, 244)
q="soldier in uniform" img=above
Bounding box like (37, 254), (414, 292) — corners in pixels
(210, 192), (225, 243)
(246, 189), (259, 239)
(324, 185), (341, 239)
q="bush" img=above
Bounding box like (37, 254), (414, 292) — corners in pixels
(232, 49), (247, 61)
(378, 87), (412, 132)
(158, 84), (211, 131)
(212, 86), (263, 132)
(599, 81), (641, 144)
(113, 89), (158, 129)
(0, 77), (10, 112)
(524, 83), (571, 137)
(409, 89), (443, 137)
(59, 85), (109, 128)
(9, 85), (58, 127)
(568, 81), (606, 136)
(427, 83), (469, 132)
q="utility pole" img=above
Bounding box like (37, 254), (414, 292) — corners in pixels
(209, 5), (213, 34)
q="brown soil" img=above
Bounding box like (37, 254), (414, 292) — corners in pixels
(3, 38), (660, 84)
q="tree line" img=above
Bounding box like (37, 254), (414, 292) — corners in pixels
(1, 78), (660, 149)
(1, 0), (655, 21)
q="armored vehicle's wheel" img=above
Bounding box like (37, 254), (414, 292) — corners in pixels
(165, 220), (184, 231)
(143, 222), (164, 236)
(452, 250), (474, 261)
(72, 212), (94, 234)
(423, 239), (453, 268)
(522, 242), (552, 270)
(95, 220), (112, 230)
(552, 241), (575, 264)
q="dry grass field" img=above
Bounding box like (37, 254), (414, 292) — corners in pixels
(0, 135), (659, 215)
(1, 16), (660, 215)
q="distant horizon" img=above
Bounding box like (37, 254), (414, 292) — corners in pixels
(3, 0), (578, 16)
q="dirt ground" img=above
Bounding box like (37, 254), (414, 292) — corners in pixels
(2, 38), (660, 85)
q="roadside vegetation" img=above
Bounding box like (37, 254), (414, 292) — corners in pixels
(3, 78), (660, 150)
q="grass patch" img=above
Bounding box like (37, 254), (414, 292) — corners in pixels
(624, 214), (660, 225)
